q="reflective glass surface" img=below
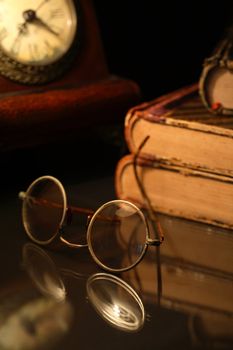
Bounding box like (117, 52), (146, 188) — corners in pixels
(1, 176), (233, 350)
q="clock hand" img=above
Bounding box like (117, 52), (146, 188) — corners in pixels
(20, 10), (59, 37)
(18, 2), (58, 42)
(36, 0), (51, 12)
(13, 10), (34, 55)
(33, 17), (60, 37)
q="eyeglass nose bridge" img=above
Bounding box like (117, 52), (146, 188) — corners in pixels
(59, 226), (88, 248)
(65, 207), (73, 226)
(87, 214), (93, 227)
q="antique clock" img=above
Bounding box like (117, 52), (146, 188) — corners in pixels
(0, 0), (79, 84)
(0, 0), (140, 151)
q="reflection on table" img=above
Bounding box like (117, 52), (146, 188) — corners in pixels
(23, 243), (145, 333)
(125, 213), (233, 348)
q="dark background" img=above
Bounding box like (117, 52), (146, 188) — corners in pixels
(93, 1), (233, 100)
(1, 1), (233, 191)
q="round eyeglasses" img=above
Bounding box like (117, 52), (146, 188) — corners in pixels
(19, 175), (162, 272)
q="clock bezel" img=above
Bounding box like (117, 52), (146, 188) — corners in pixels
(0, 0), (81, 85)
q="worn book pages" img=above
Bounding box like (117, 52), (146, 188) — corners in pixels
(125, 84), (233, 177)
(115, 154), (233, 229)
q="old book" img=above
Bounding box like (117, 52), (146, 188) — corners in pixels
(124, 84), (233, 177)
(115, 154), (233, 229)
(199, 25), (233, 115)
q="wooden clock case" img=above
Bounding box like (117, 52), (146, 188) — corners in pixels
(0, 0), (140, 151)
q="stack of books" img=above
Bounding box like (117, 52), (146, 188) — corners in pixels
(115, 83), (233, 229)
(115, 52), (233, 345)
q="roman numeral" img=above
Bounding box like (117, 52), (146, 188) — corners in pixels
(28, 43), (39, 61)
(11, 37), (21, 57)
(50, 8), (64, 19)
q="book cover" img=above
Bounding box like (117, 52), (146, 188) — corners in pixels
(125, 84), (233, 177)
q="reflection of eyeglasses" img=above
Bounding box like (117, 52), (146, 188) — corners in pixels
(19, 174), (162, 272)
(23, 243), (145, 332)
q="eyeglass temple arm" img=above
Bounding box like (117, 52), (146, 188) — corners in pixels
(19, 191), (94, 216)
(19, 192), (118, 225)
(133, 136), (164, 245)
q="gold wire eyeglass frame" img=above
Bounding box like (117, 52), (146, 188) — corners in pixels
(19, 137), (164, 273)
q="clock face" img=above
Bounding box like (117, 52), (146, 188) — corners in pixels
(0, 0), (79, 84)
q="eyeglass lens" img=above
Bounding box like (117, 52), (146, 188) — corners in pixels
(88, 201), (148, 271)
(22, 178), (65, 243)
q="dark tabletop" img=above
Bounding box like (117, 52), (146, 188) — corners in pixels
(0, 140), (233, 350)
